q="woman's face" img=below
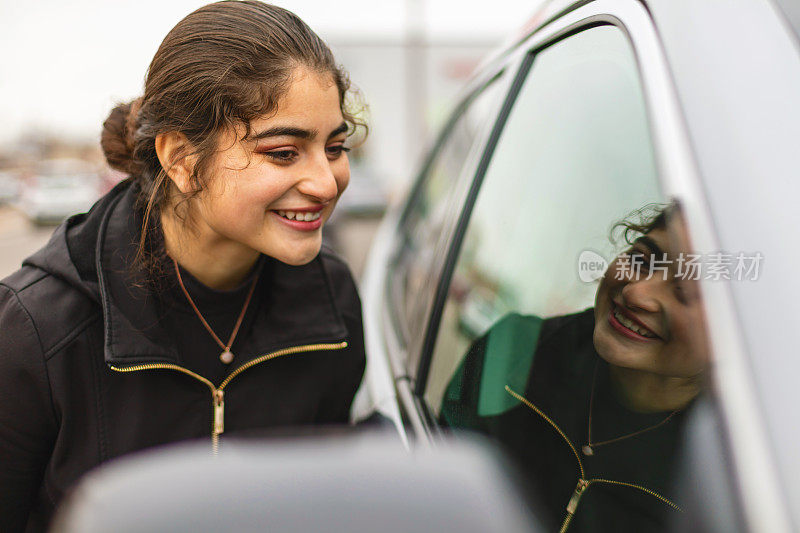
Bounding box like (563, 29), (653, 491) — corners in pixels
(190, 66), (350, 266)
(593, 214), (710, 378)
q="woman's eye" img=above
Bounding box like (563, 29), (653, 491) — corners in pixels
(261, 150), (297, 162)
(626, 249), (655, 278)
(673, 279), (699, 304)
(630, 250), (650, 266)
(326, 145), (351, 159)
(673, 283), (688, 304)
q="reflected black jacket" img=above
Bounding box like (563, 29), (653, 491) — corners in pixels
(442, 311), (687, 533)
(0, 180), (366, 532)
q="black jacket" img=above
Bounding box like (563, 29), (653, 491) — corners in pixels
(442, 310), (687, 533)
(0, 181), (366, 532)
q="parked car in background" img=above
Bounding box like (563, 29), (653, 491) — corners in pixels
(19, 159), (100, 225)
(357, 0), (800, 531)
(0, 171), (20, 204)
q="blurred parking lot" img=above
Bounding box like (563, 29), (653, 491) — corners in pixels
(0, 206), (53, 279)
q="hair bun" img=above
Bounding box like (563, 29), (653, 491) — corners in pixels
(101, 98), (141, 174)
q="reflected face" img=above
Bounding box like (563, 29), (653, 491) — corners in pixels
(191, 67), (350, 265)
(593, 215), (710, 378)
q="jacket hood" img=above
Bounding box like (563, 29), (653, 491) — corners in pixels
(22, 179), (349, 368)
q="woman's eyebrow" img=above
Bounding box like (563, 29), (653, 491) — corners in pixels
(250, 126), (318, 141)
(634, 236), (665, 257)
(328, 122), (348, 138)
(249, 122), (348, 141)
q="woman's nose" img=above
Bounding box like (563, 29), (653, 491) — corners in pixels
(297, 155), (341, 203)
(620, 276), (663, 314)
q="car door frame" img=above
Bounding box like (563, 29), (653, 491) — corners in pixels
(359, 49), (519, 441)
(397, 1), (791, 531)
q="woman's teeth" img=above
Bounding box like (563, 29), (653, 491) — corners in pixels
(278, 210), (321, 222)
(613, 309), (656, 338)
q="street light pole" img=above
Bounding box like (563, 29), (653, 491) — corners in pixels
(404, 0), (428, 168)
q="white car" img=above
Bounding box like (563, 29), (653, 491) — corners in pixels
(0, 171), (20, 204)
(20, 159), (100, 225)
(357, 0), (800, 531)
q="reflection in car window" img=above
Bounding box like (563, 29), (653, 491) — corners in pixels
(388, 75), (505, 347)
(423, 26), (712, 532)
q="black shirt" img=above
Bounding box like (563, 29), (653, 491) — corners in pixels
(164, 257), (266, 384)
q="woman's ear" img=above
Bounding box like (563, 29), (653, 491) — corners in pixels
(155, 132), (197, 193)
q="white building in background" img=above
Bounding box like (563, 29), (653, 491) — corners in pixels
(329, 36), (500, 195)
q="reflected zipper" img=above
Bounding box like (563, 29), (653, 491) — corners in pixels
(110, 341), (348, 454)
(504, 386), (681, 533)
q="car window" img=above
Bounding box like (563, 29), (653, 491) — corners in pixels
(420, 25), (713, 532)
(388, 74), (506, 348)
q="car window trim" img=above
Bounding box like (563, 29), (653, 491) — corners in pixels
(385, 66), (511, 353)
(411, 45), (538, 399)
(411, 14), (660, 413)
(395, 69), (506, 232)
(413, 20), (624, 401)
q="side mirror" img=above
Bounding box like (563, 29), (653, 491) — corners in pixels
(52, 431), (544, 533)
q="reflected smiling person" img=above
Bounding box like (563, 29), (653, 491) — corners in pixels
(0, 3), (366, 531)
(442, 205), (710, 533)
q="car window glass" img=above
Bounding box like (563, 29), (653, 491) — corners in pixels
(388, 75), (505, 347)
(423, 25), (713, 532)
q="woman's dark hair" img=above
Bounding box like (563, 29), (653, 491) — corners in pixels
(100, 0), (365, 276)
(611, 201), (680, 246)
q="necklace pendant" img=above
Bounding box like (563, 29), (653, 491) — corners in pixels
(220, 350), (234, 364)
(582, 445), (594, 456)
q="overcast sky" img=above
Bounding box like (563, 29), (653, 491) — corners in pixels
(0, 0), (541, 145)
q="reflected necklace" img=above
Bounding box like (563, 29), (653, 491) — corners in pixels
(173, 259), (259, 365)
(582, 362), (680, 456)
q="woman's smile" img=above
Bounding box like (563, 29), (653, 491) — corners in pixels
(608, 303), (660, 341)
(272, 204), (326, 231)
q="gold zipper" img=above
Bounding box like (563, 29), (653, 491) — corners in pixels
(560, 478), (589, 533)
(566, 479), (590, 514)
(588, 478), (682, 511)
(504, 386), (681, 533)
(505, 386), (586, 478)
(110, 341), (348, 454)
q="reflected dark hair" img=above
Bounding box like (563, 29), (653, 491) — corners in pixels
(611, 201), (681, 246)
(100, 0), (366, 278)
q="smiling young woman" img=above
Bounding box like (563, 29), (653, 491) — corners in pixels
(593, 209), (709, 414)
(158, 67), (353, 289)
(0, 3), (367, 531)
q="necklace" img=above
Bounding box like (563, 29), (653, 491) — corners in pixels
(581, 362), (679, 456)
(173, 259), (259, 365)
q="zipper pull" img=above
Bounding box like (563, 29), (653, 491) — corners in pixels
(566, 479), (589, 514)
(213, 389), (225, 435)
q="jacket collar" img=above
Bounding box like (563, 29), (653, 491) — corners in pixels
(94, 182), (348, 368)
